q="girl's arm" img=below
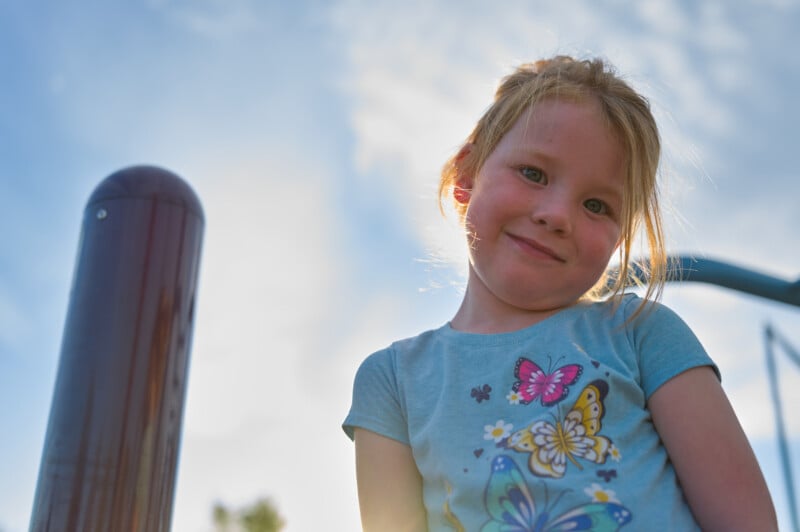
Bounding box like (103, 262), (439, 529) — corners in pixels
(648, 366), (778, 531)
(353, 428), (427, 532)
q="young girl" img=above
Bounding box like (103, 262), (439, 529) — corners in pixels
(343, 56), (777, 531)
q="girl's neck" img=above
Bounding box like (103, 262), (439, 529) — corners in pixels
(450, 286), (566, 334)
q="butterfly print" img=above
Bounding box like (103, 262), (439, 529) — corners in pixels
(512, 357), (582, 406)
(597, 469), (618, 483)
(481, 455), (632, 531)
(504, 380), (612, 478)
(471, 384), (492, 403)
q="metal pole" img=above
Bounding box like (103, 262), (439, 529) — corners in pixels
(29, 166), (204, 531)
(764, 325), (800, 532)
(624, 256), (800, 308)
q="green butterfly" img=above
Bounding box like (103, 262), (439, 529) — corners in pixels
(481, 455), (631, 531)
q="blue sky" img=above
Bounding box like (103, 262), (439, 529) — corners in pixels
(2, 1), (800, 530)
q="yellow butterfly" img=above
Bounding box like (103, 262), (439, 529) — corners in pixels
(504, 380), (612, 478)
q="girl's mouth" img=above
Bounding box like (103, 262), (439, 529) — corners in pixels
(506, 233), (566, 262)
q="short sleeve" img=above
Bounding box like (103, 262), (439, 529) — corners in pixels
(342, 347), (410, 444)
(631, 301), (720, 398)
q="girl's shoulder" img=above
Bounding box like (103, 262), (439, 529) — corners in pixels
(357, 324), (451, 369)
(601, 292), (687, 329)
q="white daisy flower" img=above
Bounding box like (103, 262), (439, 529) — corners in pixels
(483, 420), (514, 442)
(584, 482), (620, 504)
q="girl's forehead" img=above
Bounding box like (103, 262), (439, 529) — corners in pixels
(520, 96), (604, 125)
(511, 98), (613, 143)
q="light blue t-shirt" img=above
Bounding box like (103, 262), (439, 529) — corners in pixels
(343, 295), (719, 531)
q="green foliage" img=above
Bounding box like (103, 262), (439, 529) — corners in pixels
(212, 497), (285, 532)
(240, 499), (285, 532)
(213, 503), (233, 530)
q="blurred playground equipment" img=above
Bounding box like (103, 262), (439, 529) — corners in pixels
(29, 166), (204, 531)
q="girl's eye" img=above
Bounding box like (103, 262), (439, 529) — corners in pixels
(584, 198), (608, 215)
(520, 166), (547, 184)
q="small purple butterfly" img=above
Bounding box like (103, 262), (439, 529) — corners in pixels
(474, 449), (484, 458)
(471, 384), (492, 403)
(597, 469), (617, 483)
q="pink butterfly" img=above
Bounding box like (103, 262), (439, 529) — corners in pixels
(512, 357), (582, 406)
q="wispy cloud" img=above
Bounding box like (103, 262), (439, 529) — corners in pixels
(145, 0), (261, 38)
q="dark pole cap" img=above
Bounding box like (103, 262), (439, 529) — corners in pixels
(87, 165), (204, 221)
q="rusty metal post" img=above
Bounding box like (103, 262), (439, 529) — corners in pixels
(30, 166), (204, 531)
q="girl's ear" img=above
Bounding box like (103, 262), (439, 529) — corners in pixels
(454, 144), (474, 205)
(454, 179), (472, 204)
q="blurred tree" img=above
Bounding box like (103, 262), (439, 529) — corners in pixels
(212, 497), (285, 532)
(240, 499), (285, 532)
(213, 502), (233, 531)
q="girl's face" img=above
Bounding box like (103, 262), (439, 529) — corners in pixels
(460, 98), (625, 324)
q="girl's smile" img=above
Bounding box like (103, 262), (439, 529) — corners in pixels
(504, 232), (566, 263)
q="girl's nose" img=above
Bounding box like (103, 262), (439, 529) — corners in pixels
(530, 196), (572, 235)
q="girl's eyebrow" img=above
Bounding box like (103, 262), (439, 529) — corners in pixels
(510, 146), (558, 165)
(512, 145), (551, 157)
(595, 185), (623, 204)
(584, 176), (625, 201)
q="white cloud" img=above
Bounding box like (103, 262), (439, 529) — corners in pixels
(634, 1), (691, 35)
(179, 152), (348, 433)
(173, 278), (426, 531)
(677, 187), (800, 283)
(168, 147), (359, 528)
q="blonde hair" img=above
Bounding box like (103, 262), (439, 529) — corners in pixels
(439, 56), (666, 310)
